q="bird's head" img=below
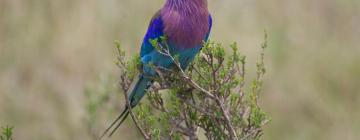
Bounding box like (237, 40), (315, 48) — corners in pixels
(165, 0), (208, 9)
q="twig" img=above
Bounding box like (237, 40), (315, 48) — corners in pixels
(183, 100), (223, 120)
(239, 119), (270, 140)
(122, 87), (151, 140)
(157, 42), (216, 100)
(190, 65), (207, 80)
(215, 99), (239, 140)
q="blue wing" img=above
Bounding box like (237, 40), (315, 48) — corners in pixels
(140, 11), (164, 58)
(140, 13), (212, 75)
(205, 14), (213, 41)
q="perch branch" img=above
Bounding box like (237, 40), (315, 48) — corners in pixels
(121, 83), (150, 140)
(215, 99), (239, 140)
(157, 42), (216, 100)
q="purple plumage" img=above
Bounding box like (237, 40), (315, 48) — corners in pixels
(161, 0), (209, 48)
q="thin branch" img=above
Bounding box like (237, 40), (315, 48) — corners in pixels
(239, 119), (269, 140)
(121, 86), (151, 140)
(157, 42), (216, 100)
(190, 65), (207, 81)
(215, 99), (239, 140)
(183, 100), (223, 120)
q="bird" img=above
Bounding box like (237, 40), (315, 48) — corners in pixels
(101, 0), (212, 138)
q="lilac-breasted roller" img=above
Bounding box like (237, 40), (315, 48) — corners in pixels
(102, 0), (212, 137)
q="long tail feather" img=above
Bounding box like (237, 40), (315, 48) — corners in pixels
(100, 74), (152, 139)
(99, 107), (129, 139)
(108, 111), (130, 137)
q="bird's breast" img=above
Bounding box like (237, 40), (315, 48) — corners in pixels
(161, 10), (209, 48)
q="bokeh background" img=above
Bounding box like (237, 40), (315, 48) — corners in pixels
(1, 0), (360, 139)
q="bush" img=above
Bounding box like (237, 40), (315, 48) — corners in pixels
(86, 33), (270, 140)
(110, 32), (270, 140)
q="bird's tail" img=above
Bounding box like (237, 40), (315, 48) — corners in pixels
(100, 74), (152, 139)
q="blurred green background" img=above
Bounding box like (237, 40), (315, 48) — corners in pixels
(1, 0), (360, 139)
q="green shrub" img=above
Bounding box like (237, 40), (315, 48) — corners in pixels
(110, 32), (270, 140)
(88, 33), (270, 140)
